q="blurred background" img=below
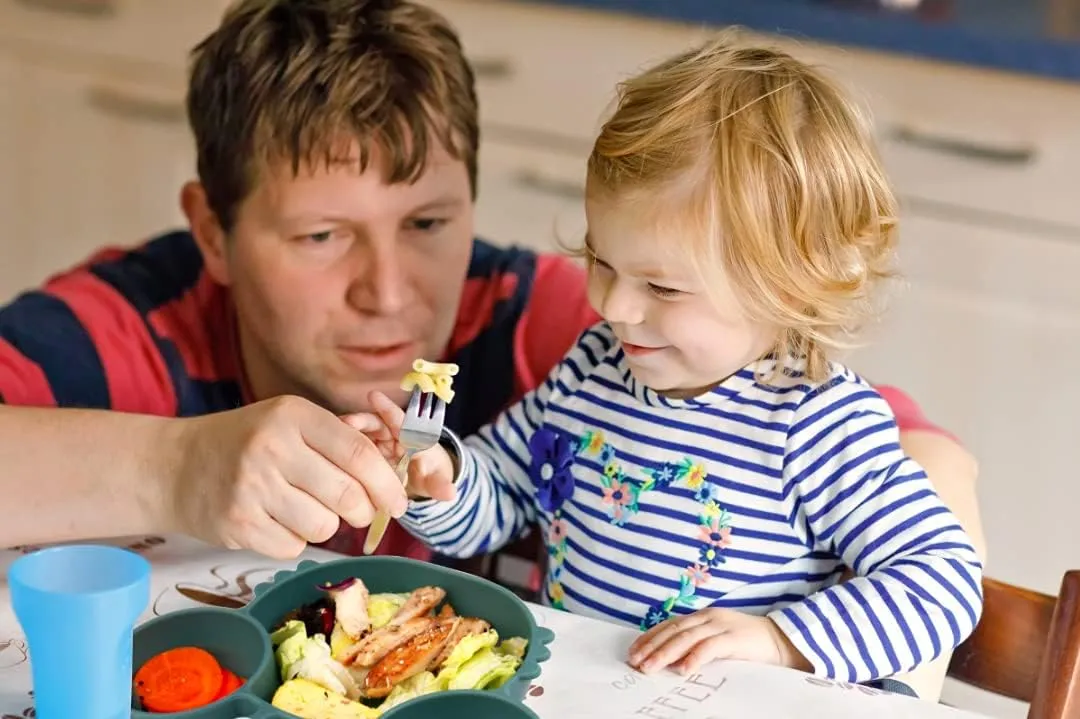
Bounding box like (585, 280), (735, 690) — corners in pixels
(1, 0), (1078, 716)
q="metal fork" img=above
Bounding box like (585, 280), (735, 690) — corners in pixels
(362, 387), (447, 555)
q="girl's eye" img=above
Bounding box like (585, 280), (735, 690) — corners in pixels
(648, 283), (684, 298)
(302, 230), (339, 244)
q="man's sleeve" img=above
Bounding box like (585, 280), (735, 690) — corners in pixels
(874, 384), (959, 444)
(512, 254), (600, 396)
(0, 259), (177, 414)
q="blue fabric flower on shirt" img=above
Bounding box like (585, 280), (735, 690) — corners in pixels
(529, 428), (576, 513)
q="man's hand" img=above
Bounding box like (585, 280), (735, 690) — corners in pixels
(339, 390), (457, 503)
(168, 395), (409, 559)
(628, 608), (811, 676)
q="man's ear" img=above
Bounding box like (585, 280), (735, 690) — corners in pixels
(180, 181), (231, 285)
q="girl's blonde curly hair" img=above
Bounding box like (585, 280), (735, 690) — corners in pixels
(586, 31), (899, 382)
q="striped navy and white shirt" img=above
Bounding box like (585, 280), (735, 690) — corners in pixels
(401, 322), (984, 682)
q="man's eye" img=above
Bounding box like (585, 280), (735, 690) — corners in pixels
(307, 231), (333, 243)
(411, 218), (447, 232)
(648, 283), (683, 298)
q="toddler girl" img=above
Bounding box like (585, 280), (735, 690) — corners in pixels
(352, 33), (983, 685)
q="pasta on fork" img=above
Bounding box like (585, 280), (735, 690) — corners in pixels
(400, 359), (459, 404)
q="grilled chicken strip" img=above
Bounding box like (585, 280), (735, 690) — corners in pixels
(340, 617), (434, 667)
(364, 618), (459, 699)
(431, 617), (491, 670)
(388, 586), (446, 625)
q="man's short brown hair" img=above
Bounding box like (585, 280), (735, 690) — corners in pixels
(187, 0), (479, 232)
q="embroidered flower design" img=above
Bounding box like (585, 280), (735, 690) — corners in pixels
(634, 457), (734, 632)
(641, 604), (670, 630)
(529, 428), (576, 513)
(601, 477), (639, 525)
(684, 563), (711, 587)
(579, 430), (607, 455)
(547, 518), (568, 544)
(598, 444), (617, 464)
(603, 460), (622, 480)
(673, 575), (698, 607)
(549, 580), (566, 608)
(683, 461), (707, 490)
(643, 462), (679, 489)
(699, 545), (726, 567)
(546, 519), (569, 558)
(694, 483), (721, 504)
(698, 517), (733, 550)
(700, 501), (724, 520)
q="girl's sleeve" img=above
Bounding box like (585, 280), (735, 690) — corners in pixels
(768, 380), (984, 683)
(399, 325), (609, 559)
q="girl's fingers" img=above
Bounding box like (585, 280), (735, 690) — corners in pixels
(339, 412), (393, 439)
(636, 623), (727, 674)
(369, 390), (407, 433)
(675, 633), (740, 675)
(630, 613), (709, 665)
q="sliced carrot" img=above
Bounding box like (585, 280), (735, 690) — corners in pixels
(214, 669), (243, 700)
(134, 646), (224, 713)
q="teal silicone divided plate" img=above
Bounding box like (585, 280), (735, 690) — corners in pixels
(381, 689), (542, 718)
(130, 556), (555, 719)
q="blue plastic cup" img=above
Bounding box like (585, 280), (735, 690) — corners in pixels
(8, 544), (151, 719)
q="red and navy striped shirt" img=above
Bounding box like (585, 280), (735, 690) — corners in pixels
(0, 230), (946, 558)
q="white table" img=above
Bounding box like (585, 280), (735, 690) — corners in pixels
(0, 534), (992, 719)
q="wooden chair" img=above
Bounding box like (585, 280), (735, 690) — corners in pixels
(947, 571), (1080, 718)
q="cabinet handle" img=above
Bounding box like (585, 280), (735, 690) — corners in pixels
(86, 85), (186, 125)
(471, 57), (514, 80)
(890, 124), (1036, 165)
(15, 0), (115, 17)
(513, 169), (585, 200)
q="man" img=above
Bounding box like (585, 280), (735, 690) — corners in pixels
(0, 0), (984, 574)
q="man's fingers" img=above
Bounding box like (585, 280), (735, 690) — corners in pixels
(242, 510), (308, 560)
(300, 407), (407, 518)
(268, 472), (354, 540)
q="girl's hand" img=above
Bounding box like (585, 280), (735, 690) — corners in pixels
(340, 391), (458, 502)
(628, 608), (811, 676)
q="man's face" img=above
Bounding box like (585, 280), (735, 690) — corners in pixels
(202, 142), (474, 413)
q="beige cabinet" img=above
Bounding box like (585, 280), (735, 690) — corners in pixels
(845, 212), (1080, 594)
(0, 49), (191, 300)
(1, 1), (1075, 715)
(0, 50), (27, 298)
(474, 136), (587, 254)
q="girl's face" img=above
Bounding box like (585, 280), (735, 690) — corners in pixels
(584, 195), (777, 396)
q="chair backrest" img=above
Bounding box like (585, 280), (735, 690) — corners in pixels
(947, 571), (1080, 719)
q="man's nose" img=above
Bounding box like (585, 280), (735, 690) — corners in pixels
(599, 277), (644, 326)
(346, 240), (407, 315)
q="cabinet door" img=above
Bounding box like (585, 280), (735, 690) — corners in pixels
(2, 54), (192, 300)
(0, 0), (227, 72)
(0, 51), (26, 299)
(844, 213), (1080, 594)
(474, 137), (588, 255)
(426, 0), (704, 146)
